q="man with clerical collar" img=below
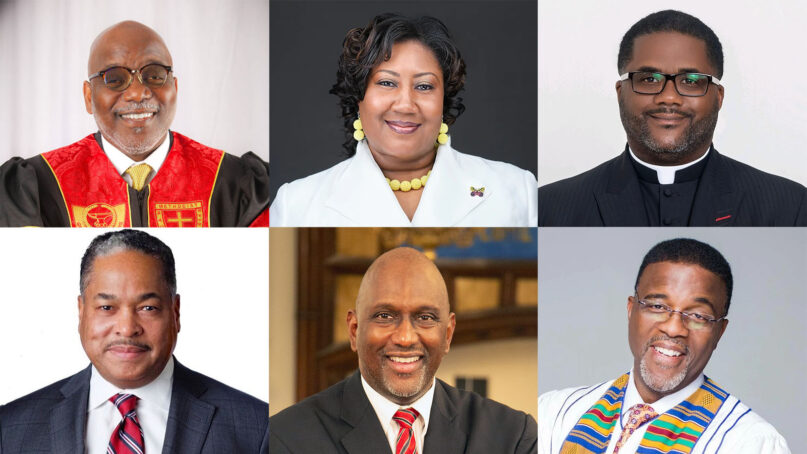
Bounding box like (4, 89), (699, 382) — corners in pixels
(0, 20), (269, 227)
(538, 238), (790, 453)
(538, 10), (807, 226)
(0, 230), (269, 452)
(270, 247), (537, 454)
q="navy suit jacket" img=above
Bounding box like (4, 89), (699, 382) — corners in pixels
(538, 146), (807, 226)
(269, 371), (536, 454)
(0, 359), (268, 453)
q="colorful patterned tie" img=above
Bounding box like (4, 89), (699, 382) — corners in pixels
(125, 163), (153, 191)
(613, 403), (657, 453)
(108, 393), (145, 454)
(393, 408), (420, 454)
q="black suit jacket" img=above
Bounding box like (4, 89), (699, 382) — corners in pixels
(538, 147), (807, 226)
(269, 371), (536, 454)
(0, 359), (268, 453)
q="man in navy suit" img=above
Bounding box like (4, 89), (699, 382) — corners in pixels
(539, 10), (807, 226)
(0, 230), (268, 453)
(270, 247), (536, 454)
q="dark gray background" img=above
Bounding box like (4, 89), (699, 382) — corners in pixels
(270, 0), (537, 199)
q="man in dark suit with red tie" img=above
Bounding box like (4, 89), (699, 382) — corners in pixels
(269, 247), (536, 454)
(0, 230), (268, 453)
(539, 10), (806, 226)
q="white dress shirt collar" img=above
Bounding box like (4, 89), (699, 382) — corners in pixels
(361, 374), (436, 453)
(622, 367), (705, 422)
(628, 146), (710, 184)
(87, 357), (174, 454)
(100, 132), (171, 186)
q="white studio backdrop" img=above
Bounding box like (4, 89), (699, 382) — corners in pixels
(0, 228), (269, 404)
(538, 227), (807, 447)
(538, 0), (807, 186)
(0, 0), (268, 161)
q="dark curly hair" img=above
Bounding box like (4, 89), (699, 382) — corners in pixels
(634, 238), (732, 316)
(330, 13), (466, 156)
(618, 10), (723, 78)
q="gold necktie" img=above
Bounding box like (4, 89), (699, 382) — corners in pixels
(125, 163), (153, 191)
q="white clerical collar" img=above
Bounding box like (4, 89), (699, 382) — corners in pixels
(88, 357), (174, 413)
(622, 368), (705, 421)
(628, 146), (710, 184)
(360, 374), (435, 435)
(100, 132), (171, 178)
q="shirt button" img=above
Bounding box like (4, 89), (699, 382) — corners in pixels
(663, 189), (673, 197)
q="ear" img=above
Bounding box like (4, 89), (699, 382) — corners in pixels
(77, 294), (84, 319)
(83, 81), (93, 115)
(712, 318), (728, 350)
(173, 75), (178, 92)
(715, 84), (724, 110)
(444, 312), (456, 354)
(615, 79), (623, 96)
(347, 309), (358, 352)
(626, 294), (635, 320)
(173, 294), (181, 333)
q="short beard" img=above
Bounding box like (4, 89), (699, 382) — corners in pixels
(381, 365), (430, 401)
(638, 336), (690, 394)
(619, 96), (719, 164)
(95, 106), (167, 158)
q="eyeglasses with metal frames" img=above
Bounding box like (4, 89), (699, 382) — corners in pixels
(619, 71), (721, 97)
(88, 64), (173, 92)
(633, 295), (726, 331)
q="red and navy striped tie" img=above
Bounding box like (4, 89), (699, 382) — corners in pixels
(108, 393), (145, 454)
(393, 408), (420, 454)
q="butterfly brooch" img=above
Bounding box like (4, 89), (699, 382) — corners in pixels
(470, 186), (485, 197)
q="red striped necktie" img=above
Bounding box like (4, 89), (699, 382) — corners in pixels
(393, 408), (420, 454)
(108, 393), (145, 454)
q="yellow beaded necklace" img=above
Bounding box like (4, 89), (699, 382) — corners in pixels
(386, 170), (431, 192)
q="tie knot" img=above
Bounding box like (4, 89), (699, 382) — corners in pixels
(109, 393), (139, 416)
(393, 408), (419, 429)
(624, 403), (657, 429)
(126, 163), (153, 191)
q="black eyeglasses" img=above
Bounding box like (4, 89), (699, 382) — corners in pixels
(619, 71), (721, 97)
(88, 64), (173, 92)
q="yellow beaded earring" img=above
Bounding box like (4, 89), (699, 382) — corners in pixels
(353, 117), (365, 141)
(437, 122), (448, 145)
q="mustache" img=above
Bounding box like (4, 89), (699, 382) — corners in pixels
(643, 335), (689, 355)
(644, 107), (692, 118)
(113, 102), (160, 114)
(104, 339), (151, 351)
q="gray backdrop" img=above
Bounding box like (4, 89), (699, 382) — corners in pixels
(269, 0), (537, 199)
(538, 228), (807, 447)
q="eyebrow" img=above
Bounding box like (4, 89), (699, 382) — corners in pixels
(633, 66), (705, 74)
(640, 293), (719, 313)
(375, 69), (438, 78)
(93, 292), (162, 302)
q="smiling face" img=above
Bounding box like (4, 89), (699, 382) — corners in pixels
(627, 261), (728, 402)
(616, 31), (724, 165)
(78, 249), (180, 389)
(83, 21), (177, 161)
(348, 248), (455, 405)
(358, 40), (444, 169)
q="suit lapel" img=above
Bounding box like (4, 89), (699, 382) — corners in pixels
(689, 148), (741, 226)
(414, 142), (490, 226)
(423, 381), (467, 454)
(50, 366), (90, 454)
(162, 360), (216, 454)
(593, 148), (649, 226)
(339, 372), (394, 454)
(324, 142), (412, 225)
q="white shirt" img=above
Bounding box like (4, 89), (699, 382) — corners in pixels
(361, 375), (435, 454)
(101, 133), (170, 188)
(629, 146), (710, 184)
(270, 137), (537, 227)
(86, 358), (174, 454)
(538, 370), (791, 454)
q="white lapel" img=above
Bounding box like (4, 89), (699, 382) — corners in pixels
(413, 139), (491, 226)
(324, 141), (411, 226)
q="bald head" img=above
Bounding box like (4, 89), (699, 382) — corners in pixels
(356, 247), (448, 312)
(88, 21), (172, 75)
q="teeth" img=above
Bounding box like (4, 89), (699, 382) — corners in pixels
(390, 356), (419, 363)
(121, 112), (153, 120)
(655, 346), (682, 357)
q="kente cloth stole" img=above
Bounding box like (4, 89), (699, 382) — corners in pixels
(560, 373), (729, 454)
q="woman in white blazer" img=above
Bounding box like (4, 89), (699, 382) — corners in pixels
(270, 13), (536, 227)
